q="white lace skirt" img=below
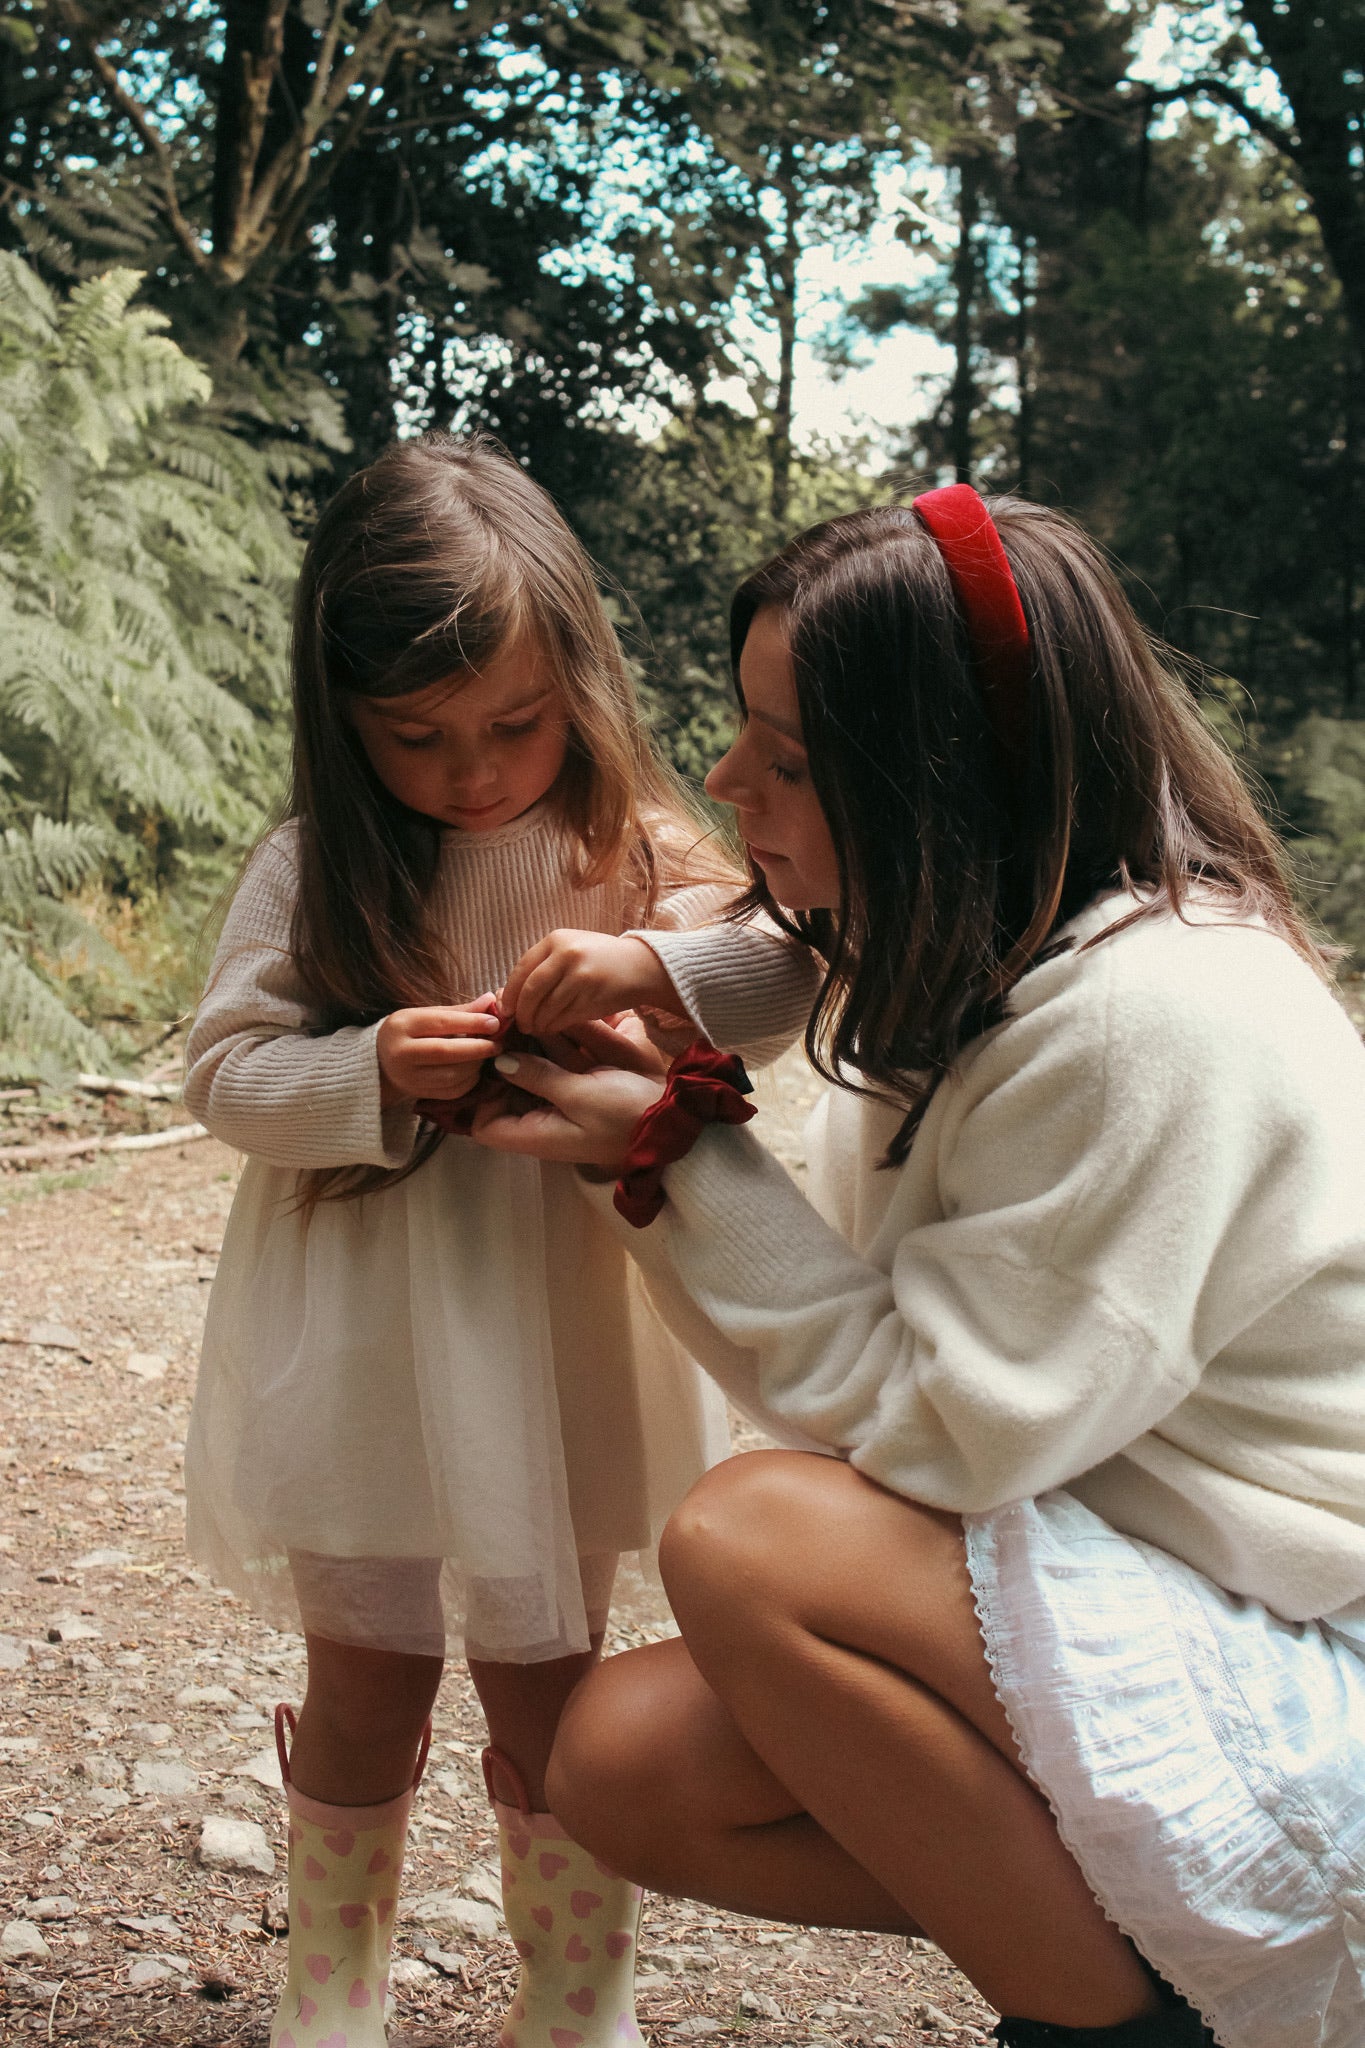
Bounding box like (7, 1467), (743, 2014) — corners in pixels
(964, 1492), (1365, 2048)
(185, 1145), (728, 1662)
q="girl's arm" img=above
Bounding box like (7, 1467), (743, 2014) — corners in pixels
(184, 833), (423, 1170)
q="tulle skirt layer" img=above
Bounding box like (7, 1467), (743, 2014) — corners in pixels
(186, 1146), (728, 1661)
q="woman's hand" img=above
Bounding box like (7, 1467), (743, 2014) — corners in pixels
(500, 930), (683, 1037)
(376, 993), (505, 1107)
(469, 1022), (665, 1169)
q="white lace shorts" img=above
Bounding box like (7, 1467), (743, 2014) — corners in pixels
(964, 1492), (1365, 2048)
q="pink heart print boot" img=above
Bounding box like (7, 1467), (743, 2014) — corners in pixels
(268, 1703), (431, 2048)
(485, 1746), (647, 2048)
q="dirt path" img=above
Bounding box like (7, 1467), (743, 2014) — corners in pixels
(0, 1058), (997, 2047)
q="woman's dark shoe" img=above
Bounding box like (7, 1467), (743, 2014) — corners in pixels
(992, 1995), (1215, 2046)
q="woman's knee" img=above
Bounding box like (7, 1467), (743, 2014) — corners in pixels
(546, 1642), (692, 1872)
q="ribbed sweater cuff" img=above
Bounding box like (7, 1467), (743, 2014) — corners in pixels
(631, 925), (816, 1059)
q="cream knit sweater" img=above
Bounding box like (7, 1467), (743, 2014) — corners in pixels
(185, 808), (819, 1167)
(603, 893), (1365, 1634)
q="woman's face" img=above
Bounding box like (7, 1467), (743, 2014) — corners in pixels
(344, 632), (571, 832)
(705, 605), (841, 912)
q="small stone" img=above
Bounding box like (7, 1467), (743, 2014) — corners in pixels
(132, 1721), (174, 1746)
(0, 1735), (37, 1756)
(459, 1861), (503, 1908)
(738, 1989), (783, 2020)
(26, 1322), (82, 1350)
(45, 1613), (101, 1642)
(84, 1788), (131, 1812)
(125, 1351), (168, 1380)
(234, 1744), (283, 1789)
(116, 1914), (182, 1936)
(72, 1548), (133, 1570)
(915, 2003), (956, 2034)
(1, 1920), (51, 1962)
(389, 1957), (437, 1988)
(669, 2022), (721, 2039)
(261, 1889), (289, 1936)
(127, 1957), (175, 1987)
(433, 1765), (468, 1801)
(409, 1891), (500, 1942)
(21, 1811), (57, 1830)
(421, 1941), (466, 1976)
(174, 1684), (237, 1710)
(133, 1756), (197, 1797)
(28, 1896), (76, 1921)
(197, 1813), (274, 1877)
(77, 1753), (128, 1789)
(0, 1634), (27, 1669)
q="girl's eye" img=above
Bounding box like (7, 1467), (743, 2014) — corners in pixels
(769, 760), (803, 787)
(393, 731), (440, 750)
(494, 720), (540, 740)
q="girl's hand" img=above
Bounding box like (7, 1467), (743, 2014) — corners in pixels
(500, 930), (683, 1038)
(377, 994), (504, 1106)
(469, 1029), (665, 1168)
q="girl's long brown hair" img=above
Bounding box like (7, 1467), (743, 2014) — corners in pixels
(731, 496), (1326, 1165)
(285, 431), (731, 1201)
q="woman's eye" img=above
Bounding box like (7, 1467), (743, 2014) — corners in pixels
(494, 720), (540, 740)
(769, 760), (803, 787)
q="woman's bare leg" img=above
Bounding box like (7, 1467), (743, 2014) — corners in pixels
(289, 1633), (443, 1804)
(550, 1451), (1160, 2030)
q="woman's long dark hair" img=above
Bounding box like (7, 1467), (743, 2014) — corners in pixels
(731, 497), (1325, 1165)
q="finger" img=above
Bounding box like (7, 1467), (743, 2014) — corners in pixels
(500, 940), (552, 1021)
(401, 1007), (507, 1039)
(469, 1100), (585, 1157)
(491, 1050), (586, 1108)
(563, 1018), (666, 1077)
(539, 1030), (596, 1075)
(513, 959), (570, 1036)
(404, 1036), (502, 1070)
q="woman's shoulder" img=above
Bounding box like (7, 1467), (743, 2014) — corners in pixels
(1005, 891), (1365, 1112)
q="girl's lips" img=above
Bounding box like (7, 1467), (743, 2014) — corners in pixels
(449, 796), (505, 818)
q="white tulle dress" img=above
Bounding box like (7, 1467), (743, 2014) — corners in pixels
(182, 805), (817, 1661)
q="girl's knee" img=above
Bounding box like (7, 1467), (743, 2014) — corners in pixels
(304, 1636), (443, 1738)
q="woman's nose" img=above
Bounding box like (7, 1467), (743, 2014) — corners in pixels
(705, 742), (744, 806)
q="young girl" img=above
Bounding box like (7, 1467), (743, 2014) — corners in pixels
(182, 433), (817, 2048)
(470, 489), (1365, 2048)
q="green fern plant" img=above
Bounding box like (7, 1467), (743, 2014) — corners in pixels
(0, 254), (301, 1074)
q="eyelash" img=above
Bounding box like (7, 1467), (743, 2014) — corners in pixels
(392, 720), (541, 751)
(769, 761), (803, 787)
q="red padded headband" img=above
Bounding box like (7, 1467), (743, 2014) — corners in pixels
(912, 484), (1030, 759)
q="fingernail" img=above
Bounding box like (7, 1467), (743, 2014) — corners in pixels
(494, 1055), (520, 1075)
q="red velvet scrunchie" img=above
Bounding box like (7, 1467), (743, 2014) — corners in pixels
(614, 1041), (756, 1228)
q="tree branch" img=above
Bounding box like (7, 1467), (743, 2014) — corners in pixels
(1147, 76), (1299, 163)
(49, 0), (208, 270)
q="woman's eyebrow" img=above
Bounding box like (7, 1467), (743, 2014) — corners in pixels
(748, 706), (806, 745)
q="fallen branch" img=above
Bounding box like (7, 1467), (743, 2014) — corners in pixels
(0, 1123), (209, 1167)
(75, 1072), (179, 1102)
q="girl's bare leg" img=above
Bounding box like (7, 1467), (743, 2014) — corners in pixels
(469, 1637), (604, 1808)
(548, 1451), (1161, 2031)
(289, 1633), (444, 1804)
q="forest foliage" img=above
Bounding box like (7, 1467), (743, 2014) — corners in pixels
(0, 0), (1360, 1072)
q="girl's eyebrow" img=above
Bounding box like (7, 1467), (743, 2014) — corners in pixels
(369, 685), (555, 724)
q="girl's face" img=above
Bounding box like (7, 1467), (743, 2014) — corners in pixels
(705, 605), (841, 912)
(345, 632), (571, 832)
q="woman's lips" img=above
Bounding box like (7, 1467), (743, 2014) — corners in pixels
(746, 843), (786, 862)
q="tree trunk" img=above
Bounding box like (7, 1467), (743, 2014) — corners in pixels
(1015, 230), (1034, 497)
(211, 1), (318, 270)
(949, 154), (980, 486)
(767, 144), (798, 527)
(1234, 0), (1365, 365)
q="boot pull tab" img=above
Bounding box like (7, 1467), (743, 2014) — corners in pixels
(412, 1716), (433, 1791)
(274, 1702), (298, 1787)
(482, 1743), (532, 1813)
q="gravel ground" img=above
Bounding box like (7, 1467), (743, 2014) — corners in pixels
(0, 1049), (1007, 2047)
